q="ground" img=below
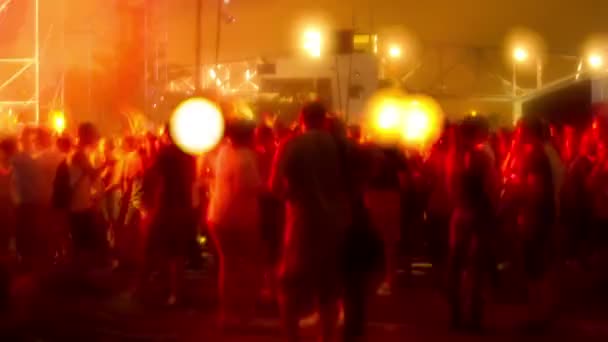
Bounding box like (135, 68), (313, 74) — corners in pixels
(1, 263), (608, 342)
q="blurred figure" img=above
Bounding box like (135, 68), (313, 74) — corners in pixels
(115, 136), (145, 270)
(426, 131), (453, 280)
(0, 138), (16, 309)
(11, 127), (44, 271)
(208, 121), (263, 329)
(65, 123), (108, 272)
(329, 117), (384, 342)
(446, 116), (499, 330)
(270, 102), (351, 342)
(34, 129), (66, 266)
(142, 125), (197, 305)
(562, 131), (595, 261)
(511, 117), (557, 331)
(364, 144), (406, 296)
(255, 124), (283, 300)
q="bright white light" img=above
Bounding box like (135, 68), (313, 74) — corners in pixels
(388, 44), (402, 59)
(303, 28), (322, 58)
(209, 69), (217, 80)
(170, 98), (225, 155)
(403, 107), (430, 142)
(245, 69), (251, 80)
(588, 53), (604, 69)
(513, 47), (529, 62)
(377, 103), (401, 130)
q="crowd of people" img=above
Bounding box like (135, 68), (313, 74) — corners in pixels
(1, 102), (608, 342)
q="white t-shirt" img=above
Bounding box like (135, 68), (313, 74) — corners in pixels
(207, 143), (261, 230)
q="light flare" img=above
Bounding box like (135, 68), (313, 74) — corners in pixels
(170, 98), (225, 155)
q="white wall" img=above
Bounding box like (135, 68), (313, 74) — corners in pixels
(262, 53), (379, 123)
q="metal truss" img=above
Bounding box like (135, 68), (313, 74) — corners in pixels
(0, 0), (40, 123)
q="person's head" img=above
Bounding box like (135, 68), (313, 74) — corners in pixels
(77, 122), (100, 148)
(20, 126), (37, 152)
(326, 116), (346, 139)
(35, 128), (53, 150)
(299, 102), (327, 131)
(122, 135), (137, 153)
(56, 135), (72, 154)
(255, 124), (274, 149)
(228, 120), (255, 148)
(517, 115), (546, 145)
(459, 115), (490, 147)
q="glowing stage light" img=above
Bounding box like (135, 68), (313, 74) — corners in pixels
(302, 28), (322, 58)
(513, 47), (529, 62)
(376, 102), (401, 130)
(388, 44), (402, 59)
(588, 53), (604, 69)
(400, 97), (443, 149)
(51, 111), (66, 134)
(170, 98), (225, 155)
(402, 106), (430, 143)
(364, 90), (443, 149)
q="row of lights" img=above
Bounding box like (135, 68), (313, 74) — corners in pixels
(512, 45), (603, 69)
(301, 27), (607, 72)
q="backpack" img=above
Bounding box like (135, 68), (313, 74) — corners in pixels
(52, 159), (72, 210)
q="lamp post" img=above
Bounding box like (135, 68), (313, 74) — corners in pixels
(512, 46), (528, 97)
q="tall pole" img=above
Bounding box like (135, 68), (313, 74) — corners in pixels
(194, 0), (203, 92)
(34, 0), (40, 124)
(143, 4), (149, 113)
(60, 0), (65, 110)
(536, 58), (542, 89)
(512, 61), (517, 97)
(214, 0), (222, 67)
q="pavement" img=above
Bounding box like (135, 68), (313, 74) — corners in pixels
(1, 262), (608, 342)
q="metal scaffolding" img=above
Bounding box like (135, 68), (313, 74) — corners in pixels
(0, 0), (40, 124)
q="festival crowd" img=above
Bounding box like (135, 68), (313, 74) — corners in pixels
(0, 102), (608, 342)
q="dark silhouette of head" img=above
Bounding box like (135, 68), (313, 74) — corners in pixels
(56, 135), (72, 154)
(35, 128), (53, 150)
(77, 122), (100, 148)
(300, 102), (327, 131)
(228, 120), (255, 148)
(518, 115), (546, 145)
(459, 115), (490, 147)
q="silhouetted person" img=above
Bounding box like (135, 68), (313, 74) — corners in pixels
(270, 102), (351, 342)
(142, 125), (196, 305)
(446, 116), (499, 330)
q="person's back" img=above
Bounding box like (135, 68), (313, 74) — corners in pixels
(270, 102), (349, 342)
(11, 150), (41, 205)
(36, 147), (64, 206)
(155, 143), (196, 209)
(274, 129), (349, 270)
